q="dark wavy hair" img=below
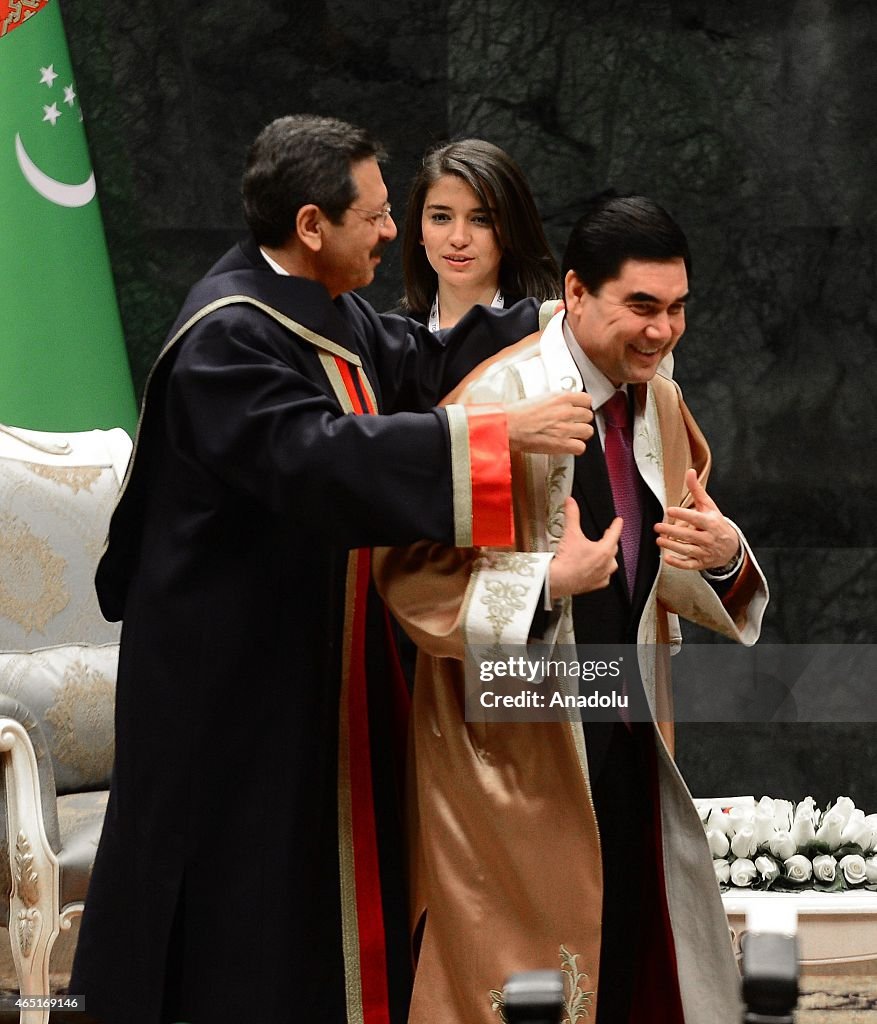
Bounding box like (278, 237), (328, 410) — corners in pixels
(562, 191), (692, 292)
(399, 139), (560, 314)
(242, 114), (385, 247)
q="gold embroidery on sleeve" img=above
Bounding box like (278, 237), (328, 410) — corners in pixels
(473, 551), (539, 644)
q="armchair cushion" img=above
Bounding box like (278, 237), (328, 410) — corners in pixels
(0, 425), (128, 650)
(57, 790), (110, 908)
(0, 644), (117, 794)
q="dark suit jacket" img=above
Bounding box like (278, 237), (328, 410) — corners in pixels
(570, 391), (663, 648)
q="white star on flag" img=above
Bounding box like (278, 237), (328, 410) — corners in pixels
(42, 102), (61, 126)
(63, 85), (76, 106)
(39, 64), (59, 87)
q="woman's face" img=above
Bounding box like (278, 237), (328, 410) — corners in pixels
(420, 174), (503, 296)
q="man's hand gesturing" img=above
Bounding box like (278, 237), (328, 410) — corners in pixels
(655, 468), (741, 571)
(549, 498), (622, 597)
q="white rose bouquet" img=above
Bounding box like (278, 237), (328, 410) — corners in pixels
(694, 795), (877, 893)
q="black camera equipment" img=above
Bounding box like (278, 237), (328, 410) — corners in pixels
(741, 926), (799, 1023)
(503, 970), (565, 1024)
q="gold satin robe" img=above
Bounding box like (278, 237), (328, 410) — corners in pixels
(374, 311), (769, 1024)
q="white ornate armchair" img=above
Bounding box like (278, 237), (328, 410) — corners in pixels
(0, 423), (131, 1022)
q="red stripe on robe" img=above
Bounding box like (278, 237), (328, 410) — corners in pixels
(466, 406), (514, 546)
(334, 355), (391, 1024)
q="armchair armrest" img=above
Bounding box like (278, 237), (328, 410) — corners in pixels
(0, 694), (65, 1011)
(0, 692), (62, 901)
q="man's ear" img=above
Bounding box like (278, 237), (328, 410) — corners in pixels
(564, 269), (587, 312)
(295, 204), (324, 253)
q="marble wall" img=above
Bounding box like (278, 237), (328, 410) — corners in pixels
(61, 0), (877, 806)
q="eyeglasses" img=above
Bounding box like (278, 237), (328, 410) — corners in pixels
(348, 202), (393, 227)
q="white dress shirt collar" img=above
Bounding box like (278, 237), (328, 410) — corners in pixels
(260, 247), (289, 276)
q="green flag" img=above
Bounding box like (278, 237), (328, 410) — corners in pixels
(0, 0), (137, 434)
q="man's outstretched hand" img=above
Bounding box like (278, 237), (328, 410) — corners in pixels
(505, 392), (594, 455)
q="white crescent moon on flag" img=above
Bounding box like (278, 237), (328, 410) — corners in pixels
(15, 132), (96, 208)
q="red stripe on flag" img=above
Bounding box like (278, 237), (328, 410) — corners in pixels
(1, 0), (51, 39)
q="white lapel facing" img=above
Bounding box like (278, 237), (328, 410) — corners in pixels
(634, 382), (666, 512)
(517, 312), (580, 552)
(539, 310), (583, 395)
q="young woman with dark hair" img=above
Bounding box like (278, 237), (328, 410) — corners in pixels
(394, 138), (560, 329)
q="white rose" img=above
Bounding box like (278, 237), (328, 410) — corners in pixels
(815, 811), (844, 851)
(828, 796), (856, 829)
(845, 820), (875, 851)
(796, 796), (817, 820)
(839, 854), (867, 887)
(753, 808), (775, 846)
(695, 803), (711, 826)
(707, 829), (731, 858)
(728, 806), (755, 832)
(791, 812), (816, 847)
(730, 858), (757, 887)
(772, 799), (794, 832)
(730, 825), (758, 859)
(755, 855), (780, 883)
(767, 830), (797, 860)
(714, 859), (731, 885)
(707, 807), (733, 836)
(850, 815), (877, 853)
(865, 855), (877, 884)
(756, 796), (775, 817)
(812, 854), (836, 884)
(841, 809), (866, 845)
(784, 854), (813, 883)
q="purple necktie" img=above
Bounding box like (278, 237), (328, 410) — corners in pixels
(602, 390), (641, 595)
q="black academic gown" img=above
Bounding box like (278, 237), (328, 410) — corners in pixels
(70, 238), (539, 1024)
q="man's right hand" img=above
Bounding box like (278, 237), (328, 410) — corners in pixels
(549, 498), (622, 597)
(505, 392), (594, 455)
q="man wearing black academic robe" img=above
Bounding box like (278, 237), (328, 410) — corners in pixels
(69, 236), (542, 1024)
